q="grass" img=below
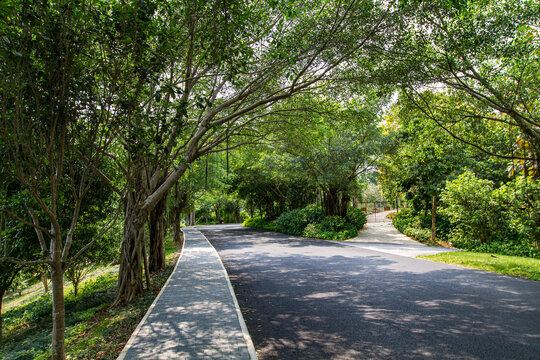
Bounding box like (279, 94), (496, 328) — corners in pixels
(419, 251), (540, 281)
(0, 235), (182, 360)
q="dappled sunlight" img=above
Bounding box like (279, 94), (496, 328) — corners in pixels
(121, 228), (251, 359)
(202, 225), (540, 360)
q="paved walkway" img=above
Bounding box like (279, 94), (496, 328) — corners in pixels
(342, 210), (460, 257)
(117, 227), (257, 360)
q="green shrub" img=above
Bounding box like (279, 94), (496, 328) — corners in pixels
(441, 171), (507, 244)
(493, 175), (539, 253)
(345, 207), (367, 229)
(403, 226), (431, 242)
(393, 207), (453, 242)
(302, 204), (325, 224)
(276, 209), (307, 235)
(242, 216), (277, 231)
(274, 205), (364, 241)
(393, 208), (415, 233)
(302, 223), (323, 238)
(320, 215), (347, 231)
(302, 222), (358, 241)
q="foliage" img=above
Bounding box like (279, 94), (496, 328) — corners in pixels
(397, 0), (540, 163)
(303, 216), (358, 241)
(393, 172), (539, 258)
(493, 176), (540, 250)
(276, 209), (309, 236)
(420, 252), (540, 281)
(345, 207), (368, 230)
(393, 208), (452, 243)
(0, 236), (181, 360)
(230, 154), (317, 220)
(242, 217), (277, 232)
(275, 205), (365, 241)
(441, 171), (508, 244)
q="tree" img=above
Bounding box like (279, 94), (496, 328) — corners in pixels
(0, 2), (120, 359)
(397, 0), (540, 169)
(87, 0), (400, 305)
(230, 154), (317, 219)
(282, 99), (385, 216)
(379, 93), (512, 240)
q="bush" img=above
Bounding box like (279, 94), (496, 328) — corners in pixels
(441, 171), (510, 244)
(440, 172), (538, 258)
(276, 209), (308, 235)
(393, 207), (453, 242)
(301, 204), (325, 224)
(302, 222), (358, 241)
(276, 205), (363, 241)
(346, 207), (367, 229)
(403, 226), (431, 242)
(242, 216), (277, 231)
(393, 208), (415, 233)
(493, 175), (539, 252)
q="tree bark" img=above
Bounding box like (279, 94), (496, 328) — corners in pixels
(0, 289), (4, 340)
(215, 203), (221, 224)
(41, 270), (48, 293)
(114, 191), (147, 306)
(141, 234), (151, 290)
(171, 206), (184, 247)
(51, 263), (65, 360)
(149, 194), (168, 272)
(322, 188), (349, 217)
(431, 195), (437, 242)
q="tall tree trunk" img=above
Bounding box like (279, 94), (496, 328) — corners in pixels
(0, 289), (4, 341)
(189, 208), (196, 226)
(431, 195), (437, 242)
(115, 191), (147, 306)
(51, 262), (65, 360)
(171, 184), (187, 246)
(215, 203), (221, 223)
(141, 234), (151, 289)
(339, 194), (350, 217)
(41, 270), (48, 293)
(149, 194), (168, 272)
(171, 204), (185, 246)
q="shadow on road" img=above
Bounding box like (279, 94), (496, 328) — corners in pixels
(201, 226), (540, 360)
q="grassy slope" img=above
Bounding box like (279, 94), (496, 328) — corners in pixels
(419, 251), (540, 281)
(0, 236), (181, 360)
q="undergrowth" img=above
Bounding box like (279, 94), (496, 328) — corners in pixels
(0, 237), (181, 360)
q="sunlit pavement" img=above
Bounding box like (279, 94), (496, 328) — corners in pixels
(201, 224), (540, 360)
(343, 211), (460, 258)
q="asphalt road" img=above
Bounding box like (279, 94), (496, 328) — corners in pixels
(200, 225), (540, 360)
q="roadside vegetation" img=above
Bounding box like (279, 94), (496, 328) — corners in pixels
(419, 252), (540, 281)
(0, 237), (180, 360)
(1, 1), (538, 359)
(243, 205), (367, 241)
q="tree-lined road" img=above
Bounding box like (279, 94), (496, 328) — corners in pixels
(200, 225), (540, 360)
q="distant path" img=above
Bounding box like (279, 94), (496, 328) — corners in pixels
(343, 210), (459, 257)
(201, 224), (540, 360)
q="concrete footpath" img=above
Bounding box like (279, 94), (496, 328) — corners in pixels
(342, 210), (460, 257)
(117, 227), (257, 360)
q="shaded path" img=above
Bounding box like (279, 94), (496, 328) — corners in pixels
(118, 227), (256, 359)
(201, 225), (540, 360)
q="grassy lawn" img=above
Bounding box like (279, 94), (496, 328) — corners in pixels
(0, 236), (182, 360)
(419, 251), (540, 281)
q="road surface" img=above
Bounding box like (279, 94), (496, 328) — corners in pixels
(200, 224), (540, 360)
